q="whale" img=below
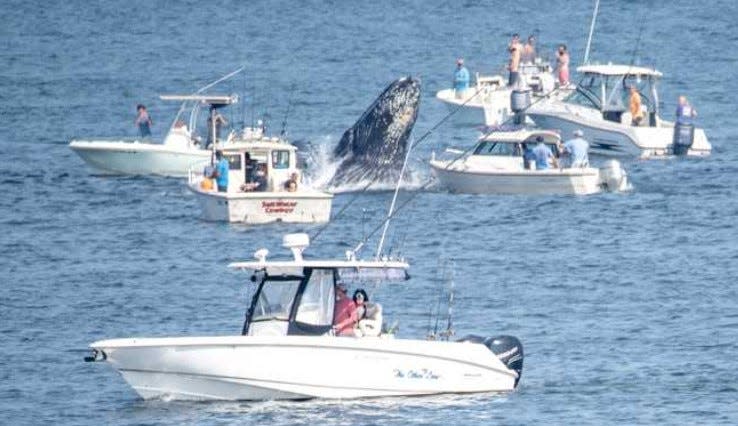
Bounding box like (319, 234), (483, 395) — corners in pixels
(328, 76), (421, 187)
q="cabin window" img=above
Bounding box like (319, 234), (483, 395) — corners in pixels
(251, 279), (300, 322)
(271, 150), (290, 169)
(225, 154), (242, 170)
(295, 269), (335, 326)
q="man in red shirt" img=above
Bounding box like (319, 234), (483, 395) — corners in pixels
(332, 283), (357, 336)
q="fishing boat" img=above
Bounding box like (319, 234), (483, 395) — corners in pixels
(68, 69), (272, 177)
(429, 129), (628, 195)
(526, 64), (711, 158)
(186, 135), (333, 224)
(435, 60), (564, 126)
(85, 233), (523, 400)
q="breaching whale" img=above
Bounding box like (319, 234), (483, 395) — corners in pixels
(328, 76), (421, 187)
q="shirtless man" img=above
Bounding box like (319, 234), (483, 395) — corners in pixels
(508, 34), (522, 86)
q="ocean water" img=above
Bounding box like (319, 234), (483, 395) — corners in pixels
(2, 0), (738, 424)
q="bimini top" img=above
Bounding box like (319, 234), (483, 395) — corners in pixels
(159, 94), (239, 106)
(228, 233), (409, 279)
(480, 129), (561, 145)
(576, 64), (663, 78)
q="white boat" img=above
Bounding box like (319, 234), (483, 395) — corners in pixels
(527, 64), (711, 158)
(435, 61), (564, 126)
(69, 69), (272, 177)
(86, 233), (524, 401)
(187, 136), (333, 224)
(429, 129), (628, 195)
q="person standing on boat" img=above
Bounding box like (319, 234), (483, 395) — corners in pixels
(521, 35), (536, 64)
(676, 96), (697, 125)
(562, 129), (590, 168)
(556, 44), (570, 86)
(508, 34), (522, 86)
(212, 150), (229, 193)
(453, 58), (470, 98)
(629, 86), (644, 126)
(206, 109), (228, 148)
(532, 136), (558, 170)
(134, 104), (152, 138)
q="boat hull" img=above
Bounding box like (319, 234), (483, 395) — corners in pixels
(527, 110), (711, 158)
(90, 335), (518, 401)
(70, 140), (211, 177)
(188, 184), (333, 224)
(430, 160), (603, 195)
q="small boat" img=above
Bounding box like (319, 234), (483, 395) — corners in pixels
(435, 61), (566, 126)
(429, 129), (628, 195)
(186, 135), (333, 224)
(526, 64), (711, 158)
(85, 233), (523, 401)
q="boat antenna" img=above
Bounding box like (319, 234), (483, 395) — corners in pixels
(280, 83), (297, 137)
(428, 258), (447, 340)
(583, 0), (600, 65)
(375, 134), (415, 259)
(443, 259), (456, 341)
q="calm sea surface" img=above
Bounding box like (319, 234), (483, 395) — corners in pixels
(2, 0), (738, 424)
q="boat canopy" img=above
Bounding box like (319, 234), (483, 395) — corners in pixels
(576, 64), (662, 78)
(159, 94), (239, 107)
(230, 259), (409, 281)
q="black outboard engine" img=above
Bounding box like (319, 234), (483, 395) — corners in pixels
(673, 122), (695, 156)
(457, 334), (524, 386)
(510, 87), (531, 125)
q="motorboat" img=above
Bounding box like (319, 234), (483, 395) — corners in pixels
(435, 60), (566, 126)
(69, 93), (276, 177)
(186, 135), (333, 224)
(526, 64), (711, 158)
(69, 69), (276, 177)
(429, 129), (628, 195)
(85, 233), (524, 400)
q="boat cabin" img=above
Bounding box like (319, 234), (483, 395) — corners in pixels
(219, 140), (300, 193)
(229, 234), (409, 338)
(566, 64), (663, 126)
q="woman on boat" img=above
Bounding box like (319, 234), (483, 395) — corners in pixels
(556, 44), (570, 86)
(332, 288), (368, 336)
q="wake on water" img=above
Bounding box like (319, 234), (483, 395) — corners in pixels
(298, 135), (428, 194)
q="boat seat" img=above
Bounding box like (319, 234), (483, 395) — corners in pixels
(355, 302), (382, 337)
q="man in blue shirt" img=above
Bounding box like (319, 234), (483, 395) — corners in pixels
(562, 129), (590, 168)
(676, 95), (697, 125)
(532, 136), (557, 170)
(212, 150), (229, 192)
(454, 58), (470, 98)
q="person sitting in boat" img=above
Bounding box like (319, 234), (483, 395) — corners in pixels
(629, 86), (644, 127)
(284, 172), (299, 192)
(211, 151), (229, 193)
(332, 282), (357, 336)
(521, 35), (536, 64)
(562, 129), (590, 168)
(676, 95), (697, 125)
(532, 136), (558, 170)
(240, 163), (268, 192)
(453, 58), (470, 99)
(244, 152), (255, 184)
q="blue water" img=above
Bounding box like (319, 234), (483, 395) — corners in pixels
(2, 0), (738, 424)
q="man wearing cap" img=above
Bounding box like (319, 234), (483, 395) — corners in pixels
(562, 129), (590, 168)
(453, 58), (470, 99)
(332, 282), (357, 336)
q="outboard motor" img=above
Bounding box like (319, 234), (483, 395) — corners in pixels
(510, 87), (531, 125)
(599, 159), (628, 192)
(672, 122), (695, 156)
(458, 334), (524, 386)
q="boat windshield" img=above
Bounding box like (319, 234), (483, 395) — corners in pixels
(251, 278), (301, 322)
(294, 269), (335, 326)
(473, 141), (519, 156)
(566, 75), (601, 109)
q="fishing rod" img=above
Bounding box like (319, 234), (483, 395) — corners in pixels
(280, 83), (297, 137)
(583, 0), (601, 65)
